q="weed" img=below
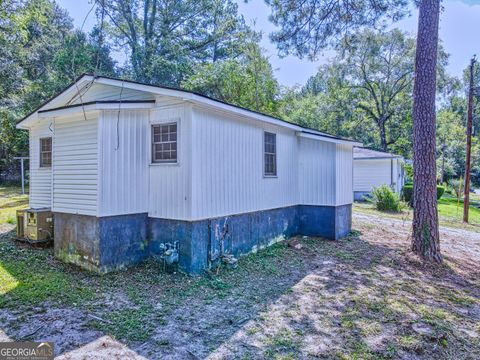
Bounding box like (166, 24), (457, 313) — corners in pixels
(265, 327), (299, 359)
(91, 305), (163, 342)
(399, 335), (421, 351)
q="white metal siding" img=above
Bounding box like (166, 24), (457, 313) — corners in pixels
(335, 144), (354, 205)
(298, 137), (336, 206)
(52, 113), (98, 216)
(29, 122), (53, 208)
(28, 94), (356, 219)
(190, 107), (298, 220)
(148, 104), (192, 220)
(353, 159), (393, 192)
(99, 110), (150, 216)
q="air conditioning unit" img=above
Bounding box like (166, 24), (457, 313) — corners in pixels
(16, 210), (26, 239)
(23, 209), (54, 243)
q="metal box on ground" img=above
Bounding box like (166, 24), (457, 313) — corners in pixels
(24, 208), (54, 242)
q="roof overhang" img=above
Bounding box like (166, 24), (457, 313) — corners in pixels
(354, 156), (404, 160)
(17, 100), (155, 129)
(15, 74), (363, 146)
(37, 101), (155, 118)
(296, 131), (362, 146)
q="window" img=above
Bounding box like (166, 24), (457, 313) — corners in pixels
(264, 132), (277, 176)
(152, 123), (177, 163)
(39, 137), (52, 168)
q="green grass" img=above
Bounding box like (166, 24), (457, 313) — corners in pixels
(0, 185), (29, 225)
(1, 185), (479, 357)
(437, 195), (480, 224)
(0, 239), (95, 308)
(90, 305), (165, 342)
(354, 193), (480, 232)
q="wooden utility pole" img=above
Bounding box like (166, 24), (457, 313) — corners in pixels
(463, 56), (476, 223)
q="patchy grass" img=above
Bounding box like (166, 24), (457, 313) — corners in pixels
(0, 186), (28, 225)
(0, 202), (479, 358)
(0, 237), (95, 308)
(354, 195), (480, 232)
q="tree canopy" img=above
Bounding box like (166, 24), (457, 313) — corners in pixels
(280, 29), (452, 159)
(0, 0), (478, 194)
(100, 0), (254, 86)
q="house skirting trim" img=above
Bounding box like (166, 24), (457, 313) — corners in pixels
(53, 204), (352, 274)
(354, 191), (371, 201)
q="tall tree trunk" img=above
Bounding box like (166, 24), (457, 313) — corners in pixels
(411, 0), (442, 262)
(379, 120), (388, 152)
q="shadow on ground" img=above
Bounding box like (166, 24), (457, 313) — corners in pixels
(1, 212), (479, 359)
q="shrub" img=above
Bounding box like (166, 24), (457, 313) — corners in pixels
(402, 184), (445, 206)
(436, 186), (445, 199)
(368, 185), (405, 212)
(402, 184), (413, 204)
(404, 163), (413, 182)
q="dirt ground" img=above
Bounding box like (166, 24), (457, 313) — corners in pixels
(0, 212), (479, 359)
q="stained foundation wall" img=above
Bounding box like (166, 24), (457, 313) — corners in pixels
(54, 204), (352, 274)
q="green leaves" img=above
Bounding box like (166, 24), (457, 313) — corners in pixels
(266, 0), (409, 59)
(0, 0), (116, 174)
(101, 0), (254, 86)
(182, 42), (280, 116)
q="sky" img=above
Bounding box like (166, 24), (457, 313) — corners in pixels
(57, 0), (480, 87)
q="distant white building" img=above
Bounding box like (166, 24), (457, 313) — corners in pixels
(353, 147), (405, 201)
(17, 74), (361, 274)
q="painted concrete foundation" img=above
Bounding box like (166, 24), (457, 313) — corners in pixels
(55, 212), (149, 272)
(54, 204), (352, 274)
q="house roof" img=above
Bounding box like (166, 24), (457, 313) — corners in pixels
(354, 147), (403, 160)
(16, 74), (362, 146)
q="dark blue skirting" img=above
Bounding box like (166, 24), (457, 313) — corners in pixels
(54, 204), (352, 274)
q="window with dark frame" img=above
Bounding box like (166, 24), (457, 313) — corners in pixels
(39, 137), (52, 168)
(264, 132), (277, 176)
(152, 123), (177, 163)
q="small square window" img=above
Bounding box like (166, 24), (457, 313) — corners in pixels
(152, 123), (177, 163)
(39, 137), (52, 168)
(264, 132), (276, 176)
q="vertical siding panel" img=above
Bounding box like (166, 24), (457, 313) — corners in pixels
(335, 144), (354, 206)
(100, 109), (149, 216)
(190, 107), (299, 220)
(148, 103), (191, 220)
(298, 138), (336, 207)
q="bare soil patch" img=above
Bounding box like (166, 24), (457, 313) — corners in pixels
(0, 212), (479, 359)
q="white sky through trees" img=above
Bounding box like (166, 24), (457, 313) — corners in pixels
(58, 0), (480, 86)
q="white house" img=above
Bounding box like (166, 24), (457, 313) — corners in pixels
(17, 74), (361, 274)
(353, 147), (405, 201)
